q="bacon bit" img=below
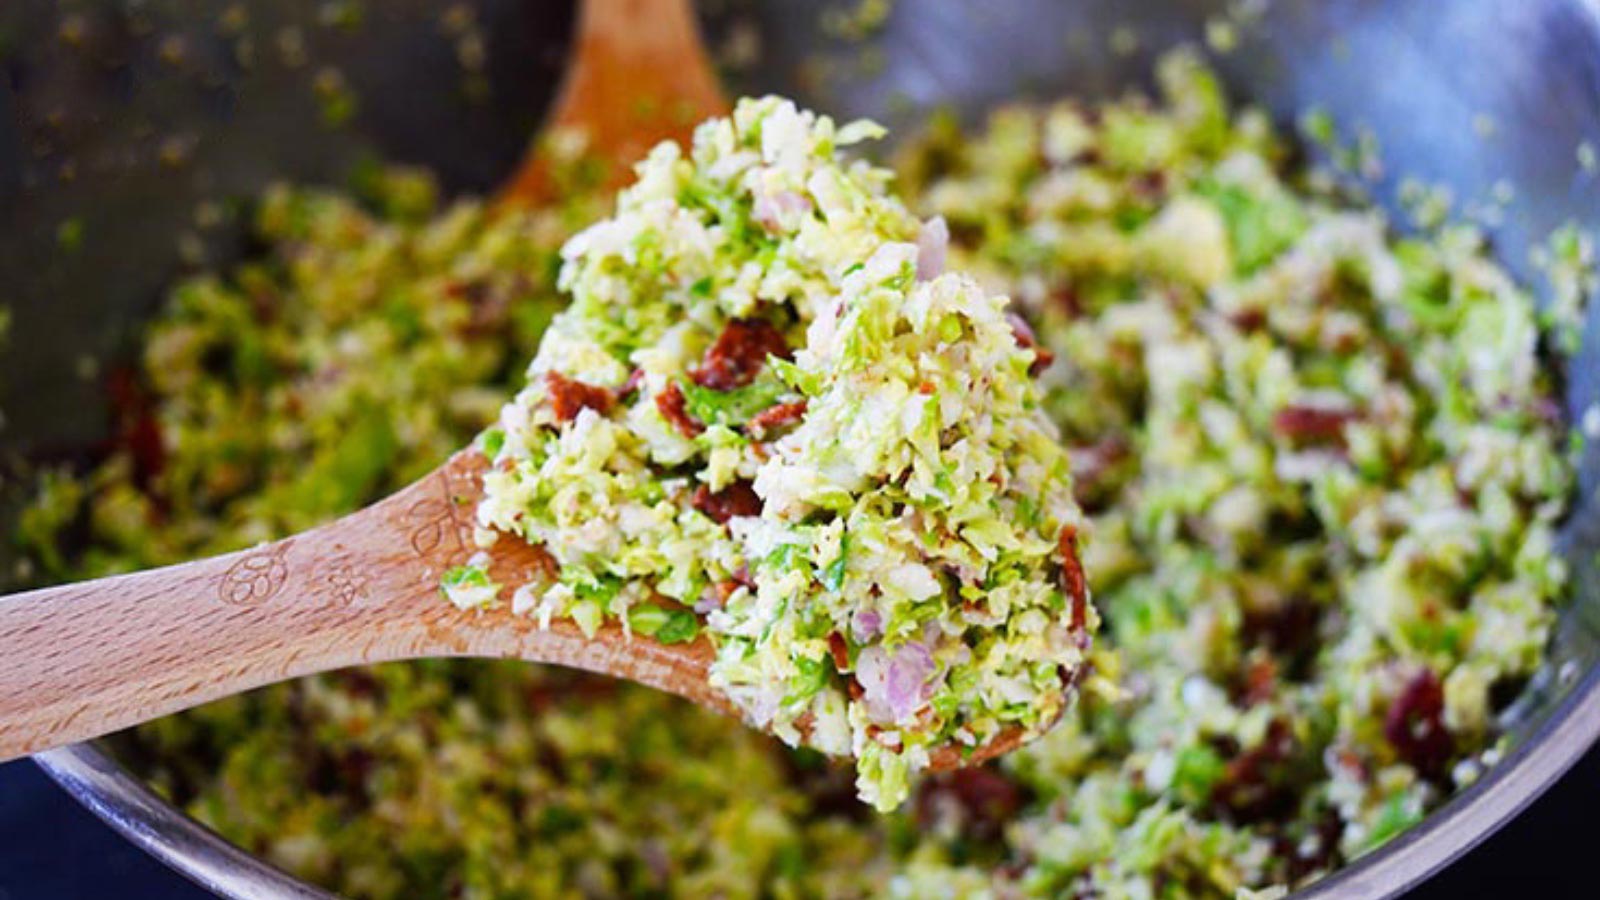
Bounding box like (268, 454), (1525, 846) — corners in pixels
(915, 767), (1027, 843)
(1239, 654), (1278, 707)
(1050, 283), (1084, 319)
(691, 479), (763, 525)
(1328, 329), (1363, 356)
(1007, 313), (1055, 376)
(444, 280), (491, 330)
(690, 318), (791, 391)
(312, 746), (377, 798)
(1058, 526), (1089, 630)
(828, 632), (851, 671)
(656, 382), (704, 437)
(1211, 717), (1298, 822)
(1030, 347), (1056, 376)
(746, 399), (807, 440)
(1230, 308), (1268, 332)
(918, 381), (937, 395)
(1385, 668), (1454, 779)
(1272, 405), (1358, 447)
(442, 279), (482, 301)
(1131, 169), (1167, 202)
(790, 711), (819, 745)
(1241, 596), (1322, 661)
(105, 366), (166, 491)
(1331, 747), (1368, 782)
(544, 371), (614, 422)
(849, 679), (866, 701)
(337, 669), (383, 699)
(711, 579), (743, 608)
(1277, 807), (1345, 883)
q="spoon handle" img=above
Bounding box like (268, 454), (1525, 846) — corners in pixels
(0, 457), (482, 761)
(0, 451), (734, 761)
(498, 0), (726, 205)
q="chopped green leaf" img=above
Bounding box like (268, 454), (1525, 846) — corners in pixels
(682, 374), (790, 427)
(821, 535), (849, 591)
(654, 609), (701, 644)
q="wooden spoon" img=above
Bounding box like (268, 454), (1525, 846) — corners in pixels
(497, 0), (727, 207)
(0, 0), (1029, 770)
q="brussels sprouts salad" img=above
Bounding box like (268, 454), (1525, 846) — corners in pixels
(449, 98), (1093, 810)
(13, 53), (1585, 899)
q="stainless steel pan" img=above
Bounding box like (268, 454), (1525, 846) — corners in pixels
(10, 1), (1600, 897)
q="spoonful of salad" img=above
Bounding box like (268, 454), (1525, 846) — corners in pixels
(0, 18), (1093, 815)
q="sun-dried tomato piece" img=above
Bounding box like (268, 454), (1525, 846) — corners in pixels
(656, 381), (704, 437)
(690, 318), (791, 391)
(544, 371), (614, 422)
(914, 766), (1027, 843)
(691, 479), (762, 524)
(1058, 525), (1089, 629)
(1007, 313), (1055, 376)
(746, 399), (808, 440)
(1272, 405), (1358, 447)
(1384, 668), (1454, 779)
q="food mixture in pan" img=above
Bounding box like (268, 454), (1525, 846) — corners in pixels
(15, 54), (1583, 898)
(456, 97), (1093, 810)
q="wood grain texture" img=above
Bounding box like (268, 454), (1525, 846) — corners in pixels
(0, 451), (729, 762)
(497, 0), (728, 206)
(0, 449), (1025, 767)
